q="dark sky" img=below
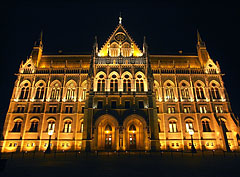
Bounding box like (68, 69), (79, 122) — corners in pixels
(1, 1), (240, 129)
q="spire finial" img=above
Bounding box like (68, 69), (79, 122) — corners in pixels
(119, 12), (122, 24)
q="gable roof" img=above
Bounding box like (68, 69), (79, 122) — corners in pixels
(98, 24), (142, 57)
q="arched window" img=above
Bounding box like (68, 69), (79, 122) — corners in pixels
(109, 42), (120, 57)
(195, 82), (206, 99)
(123, 75), (131, 92)
(110, 74), (118, 92)
(169, 120), (177, 132)
(180, 82), (190, 100)
(35, 82), (45, 99)
(50, 81), (61, 101)
(29, 120), (39, 132)
(19, 82), (30, 99)
(65, 81), (77, 101)
(48, 120), (55, 131)
(97, 74), (106, 92)
(154, 81), (160, 101)
(81, 81), (87, 101)
(80, 121), (84, 133)
(136, 74), (144, 92)
(121, 42), (132, 57)
(210, 82), (221, 99)
(202, 119), (211, 132)
(12, 120), (22, 132)
(220, 119), (228, 132)
(164, 82), (175, 101)
(64, 121), (72, 133)
(185, 120), (193, 133)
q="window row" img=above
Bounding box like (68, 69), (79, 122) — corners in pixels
(158, 118), (228, 133)
(12, 119), (84, 134)
(154, 80), (225, 102)
(16, 80), (87, 102)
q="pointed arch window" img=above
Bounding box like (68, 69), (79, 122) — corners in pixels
(136, 74), (144, 92)
(50, 83), (61, 100)
(97, 74), (105, 92)
(110, 74), (118, 92)
(123, 75), (131, 92)
(169, 120), (177, 132)
(63, 121), (72, 133)
(65, 82), (76, 101)
(202, 120), (211, 132)
(180, 82), (190, 100)
(12, 120), (22, 132)
(29, 120), (39, 132)
(48, 121), (55, 131)
(19, 82), (30, 99)
(35, 82), (45, 99)
(165, 82), (175, 101)
(185, 121), (193, 133)
(195, 83), (205, 99)
(210, 83), (221, 99)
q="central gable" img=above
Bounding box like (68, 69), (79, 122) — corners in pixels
(98, 24), (143, 57)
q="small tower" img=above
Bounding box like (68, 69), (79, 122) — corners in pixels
(30, 31), (43, 67)
(196, 30), (210, 67)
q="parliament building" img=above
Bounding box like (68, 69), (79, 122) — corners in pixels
(1, 18), (240, 152)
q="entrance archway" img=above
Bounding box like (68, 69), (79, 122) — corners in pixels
(95, 114), (119, 150)
(123, 114), (148, 150)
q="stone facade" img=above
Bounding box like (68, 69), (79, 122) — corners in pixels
(1, 20), (240, 152)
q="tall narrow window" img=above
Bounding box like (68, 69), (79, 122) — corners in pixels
(35, 82), (45, 99)
(165, 82), (175, 101)
(123, 75), (131, 92)
(19, 82), (30, 99)
(199, 105), (207, 113)
(12, 121), (22, 132)
(50, 82), (61, 100)
(80, 122), (84, 133)
(185, 121), (193, 133)
(64, 121), (72, 133)
(110, 74), (118, 92)
(48, 121), (55, 131)
(180, 82), (190, 100)
(29, 121), (38, 132)
(97, 74), (105, 92)
(196, 83), (205, 99)
(169, 121), (177, 132)
(202, 120), (211, 132)
(211, 83), (221, 99)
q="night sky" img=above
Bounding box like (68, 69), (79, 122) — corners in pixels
(1, 1), (240, 130)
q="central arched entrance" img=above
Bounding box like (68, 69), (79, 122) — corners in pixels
(123, 114), (148, 150)
(94, 114), (119, 150)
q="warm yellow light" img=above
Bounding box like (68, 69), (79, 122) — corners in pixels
(105, 130), (110, 134)
(189, 129), (194, 135)
(48, 129), (54, 136)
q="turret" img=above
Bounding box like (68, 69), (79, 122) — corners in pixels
(197, 30), (210, 67)
(30, 31), (43, 67)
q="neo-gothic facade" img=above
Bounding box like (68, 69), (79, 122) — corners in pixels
(1, 20), (240, 152)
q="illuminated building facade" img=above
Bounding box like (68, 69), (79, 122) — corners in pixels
(2, 18), (240, 152)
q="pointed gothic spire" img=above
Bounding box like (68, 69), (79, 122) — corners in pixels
(197, 29), (205, 47)
(34, 30), (43, 47)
